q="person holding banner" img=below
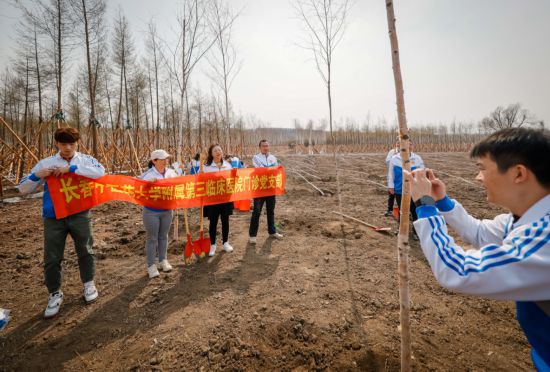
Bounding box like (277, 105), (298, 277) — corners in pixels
(18, 127), (105, 319)
(203, 144), (234, 256)
(248, 139), (284, 244)
(140, 149), (179, 279)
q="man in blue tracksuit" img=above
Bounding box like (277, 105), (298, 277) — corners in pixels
(18, 127), (105, 319)
(409, 128), (550, 371)
(248, 139), (283, 244)
(387, 142), (425, 228)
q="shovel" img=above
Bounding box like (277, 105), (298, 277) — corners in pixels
(192, 153), (211, 256)
(183, 209), (195, 264)
(194, 206), (211, 257)
(234, 198), (251, 212)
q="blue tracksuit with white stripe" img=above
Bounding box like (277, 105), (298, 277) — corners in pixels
(17, 152), (105, 218)
(387, 152), (424, 194)
(414, 194), (550, 370)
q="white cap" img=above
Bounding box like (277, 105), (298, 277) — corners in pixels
(150, 149), (171, 160)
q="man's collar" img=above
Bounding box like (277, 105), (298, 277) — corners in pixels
(513, 194), (550, 228)
(55, 151), (79, 161)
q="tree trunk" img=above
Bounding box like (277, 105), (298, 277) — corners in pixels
(385, 1), (412, 370)
(34, 27), (44, 158)
(56, 0), (62, 113)
(82, 0), (98, 156)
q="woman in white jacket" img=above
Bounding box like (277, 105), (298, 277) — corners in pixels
(202, 144), (234, 256)
(140, 149), (179, 278)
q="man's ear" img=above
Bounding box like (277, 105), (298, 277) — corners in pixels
(513, 164), (529, 184)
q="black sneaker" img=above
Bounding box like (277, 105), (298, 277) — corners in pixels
(384, 211), (393, 217)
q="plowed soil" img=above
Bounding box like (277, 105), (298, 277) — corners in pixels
(0, 152), (533, 371)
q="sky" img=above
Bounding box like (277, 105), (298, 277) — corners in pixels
(0, 0), (549, 129)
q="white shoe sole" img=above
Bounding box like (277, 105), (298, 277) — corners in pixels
(84, 292), (98, 304)
(44, 308), (60, 319)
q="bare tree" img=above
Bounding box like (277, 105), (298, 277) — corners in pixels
(206, 0), (241, 153)
(480, 103), (538, 132)
(112, 9), (135, 130)
(15, 0), (73, 117)
(294, 0), (351, 145)
(66, 79), (82, 131)
(12, 11), (53, 157)
(385, 0), (413, 369)
(146, 19), (163, 148)
(164, 0), (214, 160)
(71, 0), (106, 156)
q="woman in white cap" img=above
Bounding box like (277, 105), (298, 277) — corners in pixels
(202, 144), (234, 256)
(140, 149), (179, 278)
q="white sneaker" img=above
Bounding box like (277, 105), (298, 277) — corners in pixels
(148, 265), (160, 278)
(208, 245), (217, 257)
(270, 232), (283, 239)
(248, 236), (257, 244)
(83, 282), (98, 304)
(223, 242), (234, 253)
(159, 259), (172, 272)
(44, 291), (63, 318)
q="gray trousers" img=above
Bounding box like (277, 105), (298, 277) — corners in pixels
(44, 211), (95, 293)
(142, 209), (173, 267)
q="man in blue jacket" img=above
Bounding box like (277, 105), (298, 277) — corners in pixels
(388, 141), (425, 238)
(248, 139), (283, 244)
(18, 127), (105, 319)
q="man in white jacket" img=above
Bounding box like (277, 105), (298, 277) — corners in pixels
(18, 127), (105, 319)
(248, 139), (283, 244)
(409, 128), (550, 370)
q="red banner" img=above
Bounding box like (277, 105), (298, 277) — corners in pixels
(47, 166), (286, 219)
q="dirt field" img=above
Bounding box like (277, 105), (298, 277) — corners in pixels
(0, 152), (533, 371)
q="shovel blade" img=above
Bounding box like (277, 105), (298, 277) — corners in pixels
(183, 234), (194, 259)
(196, 231), (211, 255)
(234, 199), (251, 212)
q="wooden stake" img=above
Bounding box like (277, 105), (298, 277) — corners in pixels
(289, 169), (325, 196)
(0, 117), (39, 163)
(126, 129), (142, 175)
(384, 1), (412, 370)
(332, 211), (391, 233)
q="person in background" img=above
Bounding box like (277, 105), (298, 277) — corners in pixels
(18, 127), (105, 319)
(189, 153), (201, 175)
(171, 160), (186, 176)
(388, 140), (425, 238)
(140, 149), (178, 279)
(409, 128), (550, 371)
(385, 140), (400, 217)
(202, 144), (234, 256)
(248, 139), (283, 244)
(229, 155), (244, 169)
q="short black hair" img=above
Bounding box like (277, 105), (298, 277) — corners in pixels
(259, 139), (268, 147)
(471, 127), (550, 187)
(54, 127), (80, 143)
